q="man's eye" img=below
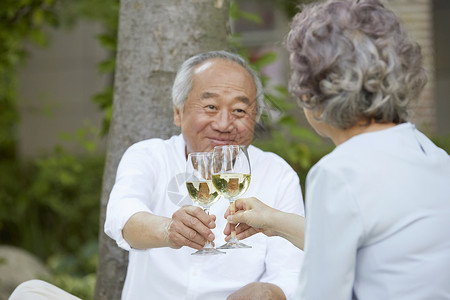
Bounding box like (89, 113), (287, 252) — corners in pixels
(206, 105), (216, 110)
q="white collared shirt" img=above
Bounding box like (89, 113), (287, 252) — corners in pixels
(105, 134), (305, 300)
(297, 123), (450, 300)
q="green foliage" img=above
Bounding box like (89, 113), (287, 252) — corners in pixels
(46, 240), (98, 299)
(431, 134), (450, 154)
(0, 149), (103, 258)
(0, 1), (115, 298)
(229, 1), (262, 23)
(92, 86), (114, 135)
(58, 0), (119, 135)
(0, 148), (103, 299)
(271, 0), (319, 18)
(0, 1), (117, 298)
(0, 0), (59, 162)
(59, 122), (102, 154)
(253, 84), (333, 193)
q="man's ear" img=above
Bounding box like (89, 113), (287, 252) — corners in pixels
(173, 105), (182, 127)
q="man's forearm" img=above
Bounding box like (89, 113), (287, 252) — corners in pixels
(122, 211), (172, 249)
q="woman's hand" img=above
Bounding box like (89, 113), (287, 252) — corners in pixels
(223, 197), (305, 250)
(223, 197), (278, 242)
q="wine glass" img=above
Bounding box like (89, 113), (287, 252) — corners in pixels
(185, 152), (225, 255)
(212, 145), (252, 249)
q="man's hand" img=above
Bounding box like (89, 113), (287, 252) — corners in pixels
(227, 282), (286, 300)
(168, 205), (216, 250)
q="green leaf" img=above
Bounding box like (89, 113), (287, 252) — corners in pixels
(32, 9), (43, 25)
(265, 93), (293, 112)
(290, 127), (321, 144)
(98, 58), (115, 73)
(229, 1), (240, 20)
(238, 10), (262, 24)
(251, 52), (277, 69)
(96, 33), (116, 50)
(93, 87), (113, 109)
(229, 0), (261, 24)
(278, 115), (297, 126)
(29, 28), (47, 46)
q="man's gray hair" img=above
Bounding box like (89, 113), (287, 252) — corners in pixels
(172, 50), (264, 118)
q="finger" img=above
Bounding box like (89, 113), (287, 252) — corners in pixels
(210, 214), (217, 226)
(182, 214), (215, 242)
(169, 230), (205, 250)
(169, 218), (214, 248)
(223, 222), (237, 242)
(227, 211), (246, 225)
(224, 234), (231, 242)
(176, 206), (215, 235)
(225, 226), (258, 242)
(185, 205), (215, 227)
(233, 197), (253, 211)
(233, 198), (245, 211)
(234, 222), (251, 234)
(223, 221), (233, 236)
(235, 226), (259, 240)
(225, 198), (253, 219)
(172, 208), (215, 245)
(224, 206), (231, 219)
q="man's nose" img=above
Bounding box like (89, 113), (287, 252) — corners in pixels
(213, 110), (234, 132)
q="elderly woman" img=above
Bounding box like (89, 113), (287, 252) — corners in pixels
(225, 0), (450, 299)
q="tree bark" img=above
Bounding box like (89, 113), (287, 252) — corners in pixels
(94, 1), (230, 299)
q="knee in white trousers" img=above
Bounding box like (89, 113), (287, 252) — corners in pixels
(9, 280), (81, 300)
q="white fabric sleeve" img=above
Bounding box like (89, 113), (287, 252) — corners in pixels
(259, 167), (305, 300)
(104, 145), (155, 251)
(297, 163), (365, 300)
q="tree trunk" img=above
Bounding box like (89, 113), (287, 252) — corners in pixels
(94, 0), (230, 299)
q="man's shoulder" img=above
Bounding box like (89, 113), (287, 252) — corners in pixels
(249, 145), (293, 170)
(128, 134), (182, 151)
(121, 135), (183, 163)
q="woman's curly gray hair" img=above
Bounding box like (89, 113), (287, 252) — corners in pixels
(286, 0), (427, 129)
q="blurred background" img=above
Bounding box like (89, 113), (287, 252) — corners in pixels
(1, 0), (449, 299)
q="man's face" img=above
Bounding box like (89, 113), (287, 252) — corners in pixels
(174, 59), (258, 155)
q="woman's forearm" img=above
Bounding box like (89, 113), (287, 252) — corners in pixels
(270, 210), (305, 250)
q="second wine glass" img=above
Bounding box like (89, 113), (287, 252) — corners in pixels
(212, 145), (252, 249)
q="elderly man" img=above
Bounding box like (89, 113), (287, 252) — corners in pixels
(104, 50), (304, 300)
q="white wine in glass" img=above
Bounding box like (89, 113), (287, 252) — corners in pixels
(186, 152), (225, 256)
(212, 145), (252, 249)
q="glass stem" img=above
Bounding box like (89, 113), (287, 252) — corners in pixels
(203, 207), (213, 248)
(229, 201), (237, 240)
